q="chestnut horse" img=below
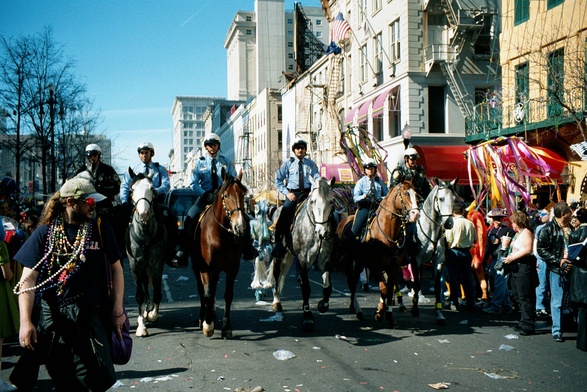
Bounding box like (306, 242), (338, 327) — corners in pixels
(190, 169), (249, 339)
(335, 181), (419, 327)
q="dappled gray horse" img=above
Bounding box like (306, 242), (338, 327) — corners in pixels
(126, 171), (168, 337)
(266, 176), (335, 331)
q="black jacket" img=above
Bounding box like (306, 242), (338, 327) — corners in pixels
(569, 225), (587, 269)
(537, 219), (568, 275)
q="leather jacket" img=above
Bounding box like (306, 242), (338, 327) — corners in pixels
(536, 219), (568, 275)
(569, 225), (587, 268)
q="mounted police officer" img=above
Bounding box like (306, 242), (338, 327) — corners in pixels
(120, 142), (176, 261)
(352, 158), (388, 241)
(171, 133), (258, 268)
(390, 147), (432, 203)
(271, 138), (320, 258)
(75, 143), (121, 220)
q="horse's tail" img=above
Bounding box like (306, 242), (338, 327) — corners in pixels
(467, 209), (488, 269)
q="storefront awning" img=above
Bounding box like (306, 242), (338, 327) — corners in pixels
(372, 87), (393, 118)
(414, 145), (473, 185)
(356, 100), (371, 124)
(344, 107), (358, 127)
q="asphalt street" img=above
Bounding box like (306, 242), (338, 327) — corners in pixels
(2, 259), (586, 391)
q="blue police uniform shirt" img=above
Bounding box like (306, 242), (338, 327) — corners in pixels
(190, 153), (237, 197)
(120, 161), (170, 204)
(275, 157), (319, 195)
(353, 175), (388, 203)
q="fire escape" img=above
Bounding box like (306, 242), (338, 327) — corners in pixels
(424, 0), (487, 119)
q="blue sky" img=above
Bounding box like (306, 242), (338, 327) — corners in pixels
(1, 0), (323, 172)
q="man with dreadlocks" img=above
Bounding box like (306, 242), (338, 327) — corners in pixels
(11, 177), (124, 391)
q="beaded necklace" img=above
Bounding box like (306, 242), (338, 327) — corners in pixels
(14, 216), (92, 297)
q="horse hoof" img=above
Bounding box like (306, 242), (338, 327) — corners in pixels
(203, 321), (214, 337)
(135, 327), (149, 337)
(398, 305), (407, 313)
(272, 302), (283, 312)
(411, 307), (420, 318)
(356, 311), (364, 321)
(146, 313), (159, 323)
(221, 330), (233, 339)
(349, 304), (356, 314)
(262, 282), (274, 290)
(317, 300), (329, 314)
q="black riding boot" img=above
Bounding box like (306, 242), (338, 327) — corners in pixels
(242, 232), (259, 261)
(170, 216), (193, 268)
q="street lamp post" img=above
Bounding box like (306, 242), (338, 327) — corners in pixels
(47, 84), (57, 193)
(402, 122), (412, 150)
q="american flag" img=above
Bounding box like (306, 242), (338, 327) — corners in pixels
(330, 12), (351, 44)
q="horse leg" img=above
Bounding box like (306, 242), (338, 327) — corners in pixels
(349, 258), (364, 320)
(270, 255), (293, 312)
(298, 262), (315, 332)
(251, 256), (264, 289)
(317, 271), (331, 313)
(135, 273), (149, 337)
(146, 270), (162, 323)
(395, 281), (406, 312)
(200, 271), (215, 337)
(434, 262), (447, 325)
(222, 271), (237, 339)
(375, 271), (395, 328)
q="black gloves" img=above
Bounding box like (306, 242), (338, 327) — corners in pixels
(202, 191), (214, 204)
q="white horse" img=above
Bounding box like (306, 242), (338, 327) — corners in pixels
(410, 178), (459, 325)
(266, 176), (335, 331)
(126, 171), (168, 337)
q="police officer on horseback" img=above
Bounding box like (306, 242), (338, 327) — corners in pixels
(390, 147), (432, 203)
(352, 158), (388, 241)
(171, 133), (258, 268)
(120, 142), (176, 261)
(75, 143), (121, 220)
(271, 138), (320, 258)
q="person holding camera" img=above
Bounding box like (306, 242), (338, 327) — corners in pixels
(537, 201), (574, 342)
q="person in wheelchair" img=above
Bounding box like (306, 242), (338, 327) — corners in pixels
(351, 158), (388, 242)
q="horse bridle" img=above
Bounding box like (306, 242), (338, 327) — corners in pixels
(131, 196), (153, 225)
(373, 185), (414, 246)
(211, 182), (247, 235)
(417, 185), (453, 245)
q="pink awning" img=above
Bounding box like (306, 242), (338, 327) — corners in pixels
(344, 107), (358, 126)
(372, 87), (393, 118)
(357, 100), (371, 124)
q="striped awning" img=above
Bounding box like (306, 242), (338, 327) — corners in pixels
(344, 107), (358, 127)
(372, 87), (393, 118)
(356, 100), (372, 124)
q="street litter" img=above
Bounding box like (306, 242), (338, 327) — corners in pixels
(499, 344), (515, 351)
(260, 312), (283, 322)
(255, 300), (270, 305)
(111, 380), (124, 388)
(428, 382), (450, 389)
(155, 376), (174, 381)
(273, 349), (296, 360)
(437, 339), (450, 344)
(504, 334), (519, 340)
(484, 372), (509, 380)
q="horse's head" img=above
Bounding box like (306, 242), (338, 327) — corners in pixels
(130, 173), (155, 223)
(430, 177), (458, 226)
(217, 169), (248, 238)
(308, 176), (335, 239)
(385, 181), (420, 222)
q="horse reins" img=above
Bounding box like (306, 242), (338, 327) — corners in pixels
(210, 182), (247, 236)
(373, 186), (412, 247)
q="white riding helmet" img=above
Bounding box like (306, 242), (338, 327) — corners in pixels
(403, 147), (419, 159)
(291, 138), (308, 151)
(203, 133), (221, 147)
(363, 158), (377, 169)
(137, 142), (155, 154)
(85, 143), (101, 155)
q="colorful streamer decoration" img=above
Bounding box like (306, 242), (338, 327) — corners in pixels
(466, 136), (568, 214)
(339, 125), (389, 183)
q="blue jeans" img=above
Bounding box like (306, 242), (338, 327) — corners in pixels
(488, 258), (512, 311)
(535, 258), (549, 312)
(446, 248), (475, 309)
(549, 271), (568, 336)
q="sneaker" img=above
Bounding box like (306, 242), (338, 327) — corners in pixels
(553, 334), (564, 342)
(536, 309), (549, 318)
(0, 379), (17, 392)
(475, 300), (488, 308)
(483, 307), (501, 315)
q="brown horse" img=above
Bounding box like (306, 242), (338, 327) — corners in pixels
(190, 169), (249, 339)
(335, 181), (419, 327)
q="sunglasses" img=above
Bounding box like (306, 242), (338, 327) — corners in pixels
(407, 155), (418, 160)
(86, 151), (99, 157)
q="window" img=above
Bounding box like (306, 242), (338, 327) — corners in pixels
(373, 0), (382, 12)
(514, 0), (529, 25)
(316, 31), (322, 38)
(474, 15), (493, 55)
(360, 44), (368, 82)
(515, 62), (529, 104)
(287, 18), (293, 24)
(374, 33), (383, 74)
(547, 48), (564, 116)
(246, 16), (252, 22)
(316, 19), (322, 26)
(359, 0), (367, 24)
(288, 53), (293, 59)
(390, 19), (400, 63)
(547, 0), (564, 9)
(288, 42), (293, 48)
(246, 30), (252, 35)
